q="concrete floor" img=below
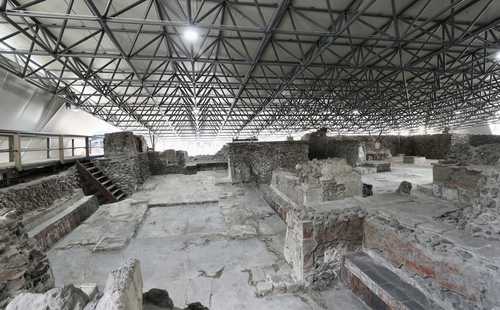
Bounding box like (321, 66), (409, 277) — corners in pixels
(48, 170), (369, 310)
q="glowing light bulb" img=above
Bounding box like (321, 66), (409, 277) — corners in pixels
(183, 27), (199, 43)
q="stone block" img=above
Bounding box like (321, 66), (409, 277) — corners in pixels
(94, 259), (143, 310)
(6, 285), (89, 310)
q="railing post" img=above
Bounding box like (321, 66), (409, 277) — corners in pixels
(85, 136), (90, 158)
(58, 135), (64, 163)
(71, 138), (75, 157)
(13, 134), (21, 170)
(46, 137), (50, 159)
(8, 135), (14, 162)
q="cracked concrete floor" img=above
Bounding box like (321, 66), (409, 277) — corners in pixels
(48, 170), (368, 310)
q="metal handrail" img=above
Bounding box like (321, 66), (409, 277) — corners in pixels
(0, 129), (104, 171)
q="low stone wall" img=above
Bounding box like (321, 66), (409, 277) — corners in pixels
(29, 195), (99, 251)
(364, 214), (500, 310)
(0, 209), (54, 308)
(0, 169), (79, 215)
(228, 141), (309, 184)
(95, 153), (151, 195)
(284, 206), (366, 290)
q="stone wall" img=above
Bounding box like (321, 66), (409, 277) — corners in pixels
(284, 206), (366, 290)
(99, 131), (152, 195)
(0, 209), (54, 308)
(303, 130), (500, 161)
(364, 214), (500, 310)
(96, 153), (150, 195)
(0, 169), (79, 215)
(448, 141), (500, 165)
(228, 141), (309, 184)
(147, 151), (169, 175)
(434, 164), (500, 240)
(104, 132), (141, 158)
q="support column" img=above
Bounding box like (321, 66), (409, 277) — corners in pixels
(71, 138), (75, 157)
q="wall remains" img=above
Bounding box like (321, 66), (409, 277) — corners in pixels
(285, 206), (366, 290)
(99, 132), (152, 195)
(95, 153), (150, 195)
(303, 131), (500, 161)
(365, 214), (500, 310)
(0, 169), (79, 215)
(228, 141), (309, 184)
(0, 209), (54, 308)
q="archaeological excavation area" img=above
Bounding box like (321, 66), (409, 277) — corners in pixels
(1, 0), (500, 309)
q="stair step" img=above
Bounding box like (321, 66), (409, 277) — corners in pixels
(106, 184), (117, 191)
(87, 166), (99, 172)
(115, 193), (126, 201)
(342, 252), (442, 310)
(91, 171), (103, 177)
(111, 188), (122, 196)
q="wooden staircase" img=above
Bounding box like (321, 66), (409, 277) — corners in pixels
(76, 161), (126, 204)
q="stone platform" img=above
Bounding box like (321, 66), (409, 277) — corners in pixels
(360, 160), (391, 172)
(28, 194), (98, 251)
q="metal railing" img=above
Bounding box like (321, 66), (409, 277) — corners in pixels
(0, 129), (104, 171)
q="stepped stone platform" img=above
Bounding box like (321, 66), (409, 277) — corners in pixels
(28, 194), (98, 251)
(342, 252), (442, 310)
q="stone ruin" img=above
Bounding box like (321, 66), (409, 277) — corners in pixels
(264, 158), (365, 289)
(0, 209), (54, 308)
(269, 158), (362, 218)
(6, 258), (209, 310)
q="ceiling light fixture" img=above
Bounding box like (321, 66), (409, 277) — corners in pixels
(183, 27), (199, 43)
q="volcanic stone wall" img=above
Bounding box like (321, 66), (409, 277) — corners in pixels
(285, 206), (366, 290)
(365, 214), (500, 310)
(99, 132), (152, 195)
(0, 169), (79, 214)
(95, 153), (151, 195)
(304, 131), (473, 161)
(0, 209), (54, 308)
(228, 141), (309, 184)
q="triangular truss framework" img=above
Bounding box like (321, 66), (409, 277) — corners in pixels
(0, 0), (500, 138)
